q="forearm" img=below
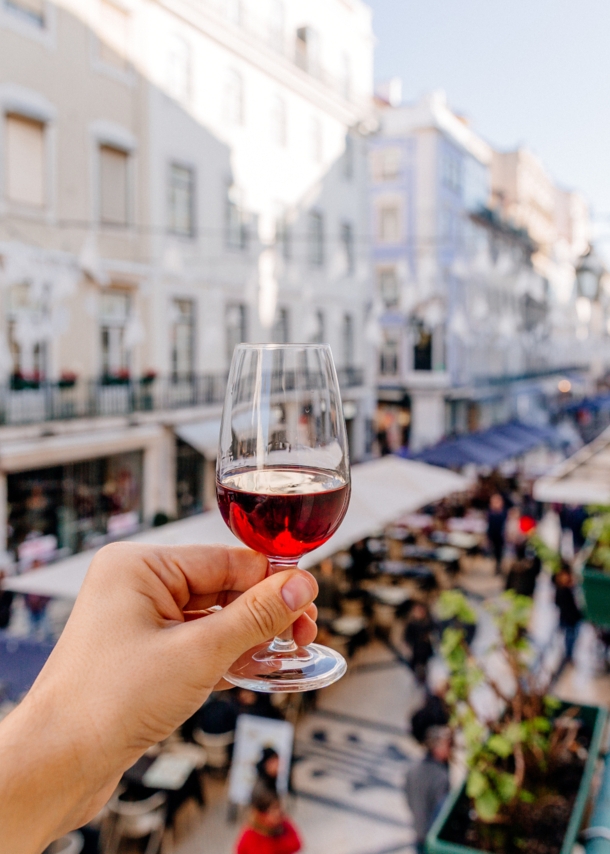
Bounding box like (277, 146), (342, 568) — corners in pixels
(0, 685), (117, 854)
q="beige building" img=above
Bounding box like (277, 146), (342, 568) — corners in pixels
(491, 147), (590, 299)
(0, 0), (375, 563)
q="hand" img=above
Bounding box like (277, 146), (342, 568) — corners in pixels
(0, 543), (318, 854)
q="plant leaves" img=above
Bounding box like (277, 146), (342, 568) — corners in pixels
(466, 769), (488, 799)
(496, 772), (517, 802)
(487, 734), (513, 758)
(475, 788), (501, 822)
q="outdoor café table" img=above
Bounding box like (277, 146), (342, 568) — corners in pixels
(122, 750), (204, 824)
(402, 544), (438, 561)
(378, 561), (436, 587)
(446, 531), (480, 551)
(369, 585), (411, 606)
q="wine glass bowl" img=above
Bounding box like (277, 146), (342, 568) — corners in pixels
(216, 344), (351, 692)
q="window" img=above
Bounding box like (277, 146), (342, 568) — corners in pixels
(168, 164), (195, 237)
(99, 145), (129, 225)
(308, 211), (324, 267)
(226, 184), (248, 250)
(312, 309), (325, 344)
(372, 147), (401, 182)
(99, 0), (130, 71)
(5, 115), (45, 207)
(378, 203), (401, 243)
(166, 35), (191, 102)
(442, 153), (462, 194)
(341, 221), (355, 274)
(171, 299), (195, 379)
(380, 330), (399, 376)
(224, 69), (244, 125)
(268, 0), (284, 50)
(413, 320), (432, 371)
(6, 0), (44, 26)
(295, 26), (320, 76)
(343, 135), (354, 180)
(343, 314), (354, 366)
(7, 282), (49, 382)
(226, 303), (247, 361)
(272, 307), (289, 344)
(99, 291), (131, 378)
(275, 207), (292, 261)
(271, 95), (287, 147)
(379, 267), (399, 308)
(311, 116), (322, 163)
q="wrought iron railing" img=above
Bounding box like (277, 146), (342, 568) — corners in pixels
(0, 368), (365, 425)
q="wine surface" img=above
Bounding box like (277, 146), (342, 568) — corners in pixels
(217, 466), (350, 561)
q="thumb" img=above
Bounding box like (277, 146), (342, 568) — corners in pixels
(190, 569), (318, 675)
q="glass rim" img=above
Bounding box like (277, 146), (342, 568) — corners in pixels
(233, 343), (332, 351)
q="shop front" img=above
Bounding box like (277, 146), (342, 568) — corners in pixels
(7, 450), (144, 561)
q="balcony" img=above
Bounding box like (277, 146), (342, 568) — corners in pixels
(0, 369), (366, 426)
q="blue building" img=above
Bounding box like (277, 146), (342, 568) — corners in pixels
(370, 91), (563, 452)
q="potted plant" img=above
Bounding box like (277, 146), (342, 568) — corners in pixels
(57, 371), (78, 389)
(580, 509), (610, 630)
(102, 368), (131, 386)
(140, 369), (157, 386)
(426, 590), (606, 854)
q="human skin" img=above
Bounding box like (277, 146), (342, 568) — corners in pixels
(0, 543), (318, 854)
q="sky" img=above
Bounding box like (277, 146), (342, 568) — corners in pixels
(366, 0), (610, 243)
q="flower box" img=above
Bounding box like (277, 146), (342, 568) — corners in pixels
(581, 567), (610, 631)
(426, 701), (607, 854)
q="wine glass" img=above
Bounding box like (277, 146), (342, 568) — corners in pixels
(216, 343), (351, 692)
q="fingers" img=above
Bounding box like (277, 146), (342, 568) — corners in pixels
(293, 612), (318, 646)
(176, 568), (318, 678)
(88, 543), (269, 610)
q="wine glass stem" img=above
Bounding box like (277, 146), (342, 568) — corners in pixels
(268, 560), (300, 654)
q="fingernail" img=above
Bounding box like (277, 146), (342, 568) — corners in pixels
(281, 575), (315, 611)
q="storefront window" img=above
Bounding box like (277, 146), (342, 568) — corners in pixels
(7, 450), (143, 560)
(176, 438), (203, 518)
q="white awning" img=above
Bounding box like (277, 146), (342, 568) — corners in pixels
(4, 457), (470, 599)
(175, 420), (221, 459)
(534, 425), (610, 505)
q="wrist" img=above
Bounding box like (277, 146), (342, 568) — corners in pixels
(0, 682), (117, 853)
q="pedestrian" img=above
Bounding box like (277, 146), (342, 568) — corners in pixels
(554, 564), (583, 663)
(404, 602), (436, 684)
(236, 785), (302, 854)
(487, 493), (507, 575)
(253, 746), (280, 797)
(405, 726), (452, 854)
(410, 674), (449, 745)
(0, 571), (15, 631)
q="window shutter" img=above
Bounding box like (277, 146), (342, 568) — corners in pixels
(100, 145), (128, 225)
(6, 115), (45, 207)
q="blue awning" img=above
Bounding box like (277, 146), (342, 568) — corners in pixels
(404, 420), (560, 470)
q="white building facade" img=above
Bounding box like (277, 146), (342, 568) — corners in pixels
(0, 0), (375, 563)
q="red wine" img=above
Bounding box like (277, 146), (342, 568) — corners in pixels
(217, 467), (350, 561)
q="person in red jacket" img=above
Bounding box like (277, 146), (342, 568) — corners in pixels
(236, 785), (302, 854)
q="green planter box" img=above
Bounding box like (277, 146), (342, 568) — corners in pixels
(582, 568), (610, 631)
(426, 702), (607, 854)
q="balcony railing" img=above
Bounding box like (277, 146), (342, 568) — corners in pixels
(0, 369), (365, 426)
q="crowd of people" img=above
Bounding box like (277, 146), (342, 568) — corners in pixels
(0, 470), (597, 853)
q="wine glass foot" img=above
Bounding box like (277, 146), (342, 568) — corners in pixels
(224, 642), (347, 693)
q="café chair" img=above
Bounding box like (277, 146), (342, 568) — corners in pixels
(43, 833), (84, 854)
(105, 790), (167, 854)
(192, 728), (234, 774)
